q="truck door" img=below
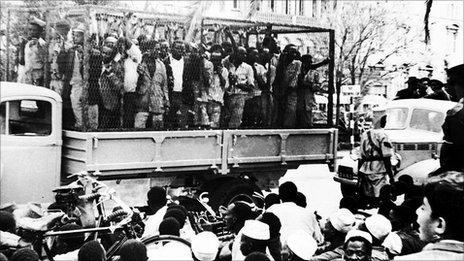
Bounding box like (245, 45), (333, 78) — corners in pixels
(0, 97), (62, 205)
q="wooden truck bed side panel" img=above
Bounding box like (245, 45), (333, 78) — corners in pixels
(224, 129), (337, 166)
(62, 129), (337, 179)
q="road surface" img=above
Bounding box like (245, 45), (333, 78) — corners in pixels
(273, 163), (342, 219)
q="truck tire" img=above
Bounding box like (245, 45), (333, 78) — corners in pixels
(207, 179), (264, 211)
(340, 183), (357, 198)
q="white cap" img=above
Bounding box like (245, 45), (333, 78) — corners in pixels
(286, 231), (317, 260)
(73, 23), (85, 33)
(30, 16), (46, 27)
(241, 220), (270, 241)
(382, 232), (403, 255)
(365, 214), (392, 240)
(105, 36), (118, 44)
(329, 208), (356, 233)
(191, 232), (220, 261)
(345, 230), (373, 244)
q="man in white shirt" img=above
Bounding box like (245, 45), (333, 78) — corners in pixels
(142, 186), (168, 238)
(164, 41), (187, 129)
(267, 181), (324, 245)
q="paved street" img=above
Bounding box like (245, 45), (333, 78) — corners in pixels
(274, 163), (342, 219)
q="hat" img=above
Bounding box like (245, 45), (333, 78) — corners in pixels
(329, 208), (356, 233)
(447, 64), (464, 83)
(405, 76), (418, 84)
(30, 16), (46, 28)
(382, 232), (403, 255)
(72, 23), (85, 33)
(241, 220), (270, 241)
(364, 214), (392, 240)
(105, 36), (118, 44)
(191, 232), (220, 261)
(55, 20), (71, 36)
(345, 230), (373, 244)
(286, 231), (317, 260)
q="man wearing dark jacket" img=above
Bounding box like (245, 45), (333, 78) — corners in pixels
(57, 24), (102, 130)
(394, 77), (420, 100)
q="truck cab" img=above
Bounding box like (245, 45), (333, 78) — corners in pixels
(0, 82), (62, 204)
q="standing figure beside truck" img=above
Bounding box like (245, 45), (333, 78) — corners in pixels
(354, 115), (394, 208)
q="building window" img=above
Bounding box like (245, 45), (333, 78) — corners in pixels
(298, 0), (304, 15)
(233, 0), (238, 9)
(285, 0), (289, 14)
(270, 0), (275, 11)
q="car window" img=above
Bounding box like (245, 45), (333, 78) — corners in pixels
(385, 108), (408, 129)
(410, 109), (444, 133)
(3, 100), (52, 136)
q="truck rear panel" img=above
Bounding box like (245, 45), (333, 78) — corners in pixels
(62, 129), (337, 180)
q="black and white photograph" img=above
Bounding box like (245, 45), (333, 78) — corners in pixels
(0, 0), (463, 260)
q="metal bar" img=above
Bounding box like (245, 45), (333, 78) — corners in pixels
(82, 6), (91, 131)
(6, 10), (11, 81)
(86, 159), (224, 171)
(327, 29), (335, 127)
(228, 155), (332, 164)
(43, 10), (51, 88)
(83, 130), (223, 139)
(62, 155), (86, 162)
(62, 144), (86, 152)
(44, 226), (112, 237)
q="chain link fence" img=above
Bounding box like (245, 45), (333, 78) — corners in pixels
(1, 4), (333, 132)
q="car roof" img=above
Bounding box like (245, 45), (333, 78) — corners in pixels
(1, 82), (62, 102)
(385, 99), (457, 114)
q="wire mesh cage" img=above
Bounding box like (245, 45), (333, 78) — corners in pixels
(1, 4), (335, 132)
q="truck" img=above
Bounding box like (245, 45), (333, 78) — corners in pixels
(0, 82), (338, 209)
(1, 5), (338, 210)
(334, 98), (457, 196)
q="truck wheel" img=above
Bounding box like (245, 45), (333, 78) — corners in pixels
(340, 183), (357, 198)
(207, 179), (264, 211)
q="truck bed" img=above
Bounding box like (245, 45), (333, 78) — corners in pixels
(62, 129), (337, 179)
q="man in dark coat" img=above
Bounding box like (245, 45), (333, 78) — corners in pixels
(439, 64), (464, 172)
(423, 79), (452, 101)
(394, 77), (420, 100)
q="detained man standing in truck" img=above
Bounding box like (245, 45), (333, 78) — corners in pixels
(20, 16), (47, 86)
(354, 115), (394, 208)
(164, 40), (187, 129)
(99, 44), (124, 129)
(225, 46), (255, 128)
(207, 44), (229, 128)
(135, 40), (169, 130)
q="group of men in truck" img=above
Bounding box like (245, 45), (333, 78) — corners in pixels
(14, 16), (330, 131)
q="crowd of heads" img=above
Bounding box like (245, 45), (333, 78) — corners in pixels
(0, 171), (463, 260)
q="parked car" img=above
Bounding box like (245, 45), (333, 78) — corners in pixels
(334, 98), (457, 196)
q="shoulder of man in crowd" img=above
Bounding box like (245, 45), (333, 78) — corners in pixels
(446, 100), (463, 116)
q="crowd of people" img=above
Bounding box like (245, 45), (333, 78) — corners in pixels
(1, 170), (463, 261)
(14, 15), (330, 131)
(394, 73), (462, 102)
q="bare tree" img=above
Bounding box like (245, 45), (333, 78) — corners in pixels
(310, 1), (419, 89)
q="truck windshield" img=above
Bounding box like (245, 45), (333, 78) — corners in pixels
(385, 108), (408, 129)
(410, 109), (444, 133)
